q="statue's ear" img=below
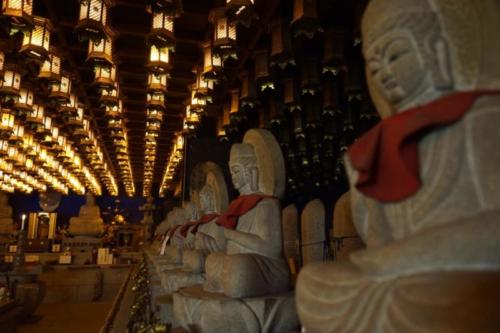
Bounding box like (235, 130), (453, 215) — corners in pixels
(431, 36), (453, 90)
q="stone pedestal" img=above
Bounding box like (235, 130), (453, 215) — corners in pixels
(173, 285), (298, 333)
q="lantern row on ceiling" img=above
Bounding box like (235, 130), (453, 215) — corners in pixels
(77, 0), (135, 196)
(158, 133), (183, 195)
(0, 3), (119, 196)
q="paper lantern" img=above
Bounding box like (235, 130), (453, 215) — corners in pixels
(0, 65), (22, 98)
(38, 49), (61, 82)
(49, 73), (72, 104)
(148, 10), (175, 48)
(210, 7), (237, 60)
(146, 92), (165, 111)
(2, 0), (34, 30)
(147, 44), (171, 74)
(202, 41), (223, 82)
(87, 30), (115, 66)
(19, 16), (53, 62)
(93, 63), (116, 88)
(75, 0), (113, 41)
(147, 73), (167, 93)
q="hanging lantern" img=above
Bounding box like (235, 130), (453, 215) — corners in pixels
(14, 85), (34, 115)
(323, 29), (345, 75)
(108, 118), (122, 130)
(93, 63), (116, 88)
(146, 92), (165, 111)
(0, 65), (22, 99)
(147, 73), (167, 93)
(146, 120), (160, 133)
(104, 99), (122, 118)
(216, 105), (230, 140)
(38, 49), (61, 82)
(210, 7), (237, 60)
(0, 108), (14, 139)
(26, 103), (44, 128)
(148, 10), (175, 49)
(226, 0), (256, 26)
(146, 108), (163, 123)
(75, 0), (114, 41)
(190, 85), (205, 113)
(239, 71), (258, 109)
(2, 0), (34, 30)
(202, 41), (224, 82)
(300, 57), (321, 95)
(290, 0), (321, 39)
(254, 49), (274, 91)
(49, 73), (72, 104)
(229, 88), (242, 123)
(99, 82), (119, 107)
(149, 0), (182, 16)
(87, 30), (115, 66)
(65, 104), (85, 130)
(19, 16), (53, 63)
(147, 44), (171, 74)
(270, 19), (294, 69)
(193, 66), (213, 103)
(0, 51), (5, 80)
(0, 138), (8, 156)
(59, 93), (79, 117)
(185, 106), (199, 131)
(9, 123), (24, 146)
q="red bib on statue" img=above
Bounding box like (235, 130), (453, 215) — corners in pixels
(216, 194), (274, 229)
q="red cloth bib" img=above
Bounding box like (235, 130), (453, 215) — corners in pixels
(179, 221), (197, 238)
(167, 224), (182, 237)
(189, 213), (220, 235)
(216, 194), (274, 229)
(347, 91), (500, 202)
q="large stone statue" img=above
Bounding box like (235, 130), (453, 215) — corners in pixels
(173, 129), (298, 333)
(0, 192), (14, 235)
(68, 193), (104, 237)
(296, 0), (500, 332)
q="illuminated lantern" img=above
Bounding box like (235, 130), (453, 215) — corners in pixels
(1, 0), (34, 30)
(146, 92), (165, 111)
(146, 108), (163, 123)
(229, 89), (241, 123)
(99, 82), (119, 107)
(0, 65), (22, 99)
(185, 106), (199, 131)
(93, 63), (116, 88)
(49, 73), (72, 104)
(290, 0), (321, 39)
(75, 0), (114, 41)
(0, 108), (15, 139)
(26, 103), (44, 128)
(9, 123), (24, 145)
(210, 7), (237, 60)
(59, 93), (79, 117)
(147, 73), (167, 93)
(108, 118), (122, 130)
(193, 66), (213, 102)
(226, 0), (256, 25)
(270, 19), (294, 69)
(0, 51), (5, 79)
(19, 16), (53, 63)
(146, 121), (160, 133)
(104, 99), (122, 118)
(0, 138), (8, 156)
(148, 11), (175, 48)
(202, 41), (224, 82)
(216, 105), (230, 140)
(147, 44), (171, 74)
(14, 85), (34, 115)
(65, 104), (85, 130)
(190, 85), (205, 113)
(254, 49), (274, 91)
(87, 30), (115, 66)
(38, 49), (61, 82)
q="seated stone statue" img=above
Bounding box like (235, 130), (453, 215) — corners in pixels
(174, 130), (297, 333)
(296, 0), (500, 332)
(68, 193), (104, 237)
(0, 191), (13, 235)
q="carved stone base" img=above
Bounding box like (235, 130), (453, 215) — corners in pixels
(173, 285), (298, 333)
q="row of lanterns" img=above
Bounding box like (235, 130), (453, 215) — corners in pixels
(159, 134), (183, 195)
(76, 0), (136, 196)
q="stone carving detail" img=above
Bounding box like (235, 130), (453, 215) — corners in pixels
(296, 0), (500, 332)
(301, 199), (325, 266)
(69, 193), (104, 237)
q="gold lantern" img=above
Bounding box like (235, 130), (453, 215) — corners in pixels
(104, 99), (122, 118)
(2, 0), (34, 30)
(147, 73), (167, 93)
(0, 65), (22, 98)
(14, 85), (34, 114)
(202, 41), (224, 82)
(147, 44), (171, 74)
(210, 7), (237, 60)
(49, 73), (72, 103)
(38, 49), (61, 82)
(190, 85), (206, 113)
(0, 108), (14, 139)
(146, 92), (165, 111)
(185, 106), (199, 131)
(26, 103), (44, 127)
(146, 108), (163, 123)
(59, 93), (79, 117)
(19, 16), (53, 62)
(290, 0), (321, 39)
(148, 10), (175, 48)
(226, 0), (256, 25)
(0, 138), (8, 156)
(87, 30), (115, 66)
(9, 123), (24, 145)
(193, 66), (213, 102)
(93, 63), (116, 88)
(75, 0), (114, 41)
(99, 82), (119, 107)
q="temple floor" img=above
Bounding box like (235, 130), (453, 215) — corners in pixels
(17, 301), (112, 333)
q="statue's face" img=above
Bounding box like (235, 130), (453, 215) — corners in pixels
(229, 161), (247, 191)
(365, 30), (428, 110)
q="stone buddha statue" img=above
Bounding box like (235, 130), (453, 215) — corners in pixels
(173, 130), (297, 333)
(296, 0), (500, 332)
(0, 192), (14, 235)
(68, 193), (104, 237)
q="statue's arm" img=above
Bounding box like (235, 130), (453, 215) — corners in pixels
(350, 208), (500, 276)
(222, 199), (281, 257)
